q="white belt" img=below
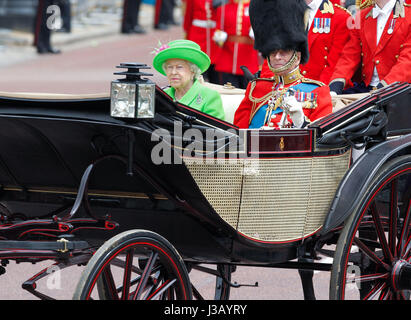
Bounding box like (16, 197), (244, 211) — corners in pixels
(192, 19), (216, 28)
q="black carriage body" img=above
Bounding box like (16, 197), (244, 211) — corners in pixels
(0, 82), (409, 267)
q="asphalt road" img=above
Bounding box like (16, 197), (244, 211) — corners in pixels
(0, 25), (332, 301)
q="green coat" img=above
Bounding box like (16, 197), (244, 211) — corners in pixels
(164, 80), (225, 120)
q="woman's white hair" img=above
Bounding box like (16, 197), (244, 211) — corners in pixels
(188, 61), (202, 80)
(162, 60), (202, 80)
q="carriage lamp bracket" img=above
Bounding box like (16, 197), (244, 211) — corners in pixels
(127, 129), (135, 176)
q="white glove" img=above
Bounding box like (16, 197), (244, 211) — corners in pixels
(249, 28), (254, 39)
(278, 111), (290, 128)
(283, 95), (305, 128)
(212, 30), (228, 46)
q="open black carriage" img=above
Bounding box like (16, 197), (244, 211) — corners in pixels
(0, 63), (409, 300)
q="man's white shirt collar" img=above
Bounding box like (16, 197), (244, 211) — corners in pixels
(308, 0), (324, 29)
(373, 0), (396, 19)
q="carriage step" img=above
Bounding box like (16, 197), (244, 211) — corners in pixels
(230, 281), (259, 288)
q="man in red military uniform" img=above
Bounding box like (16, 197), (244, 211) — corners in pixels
(329, 0), (411, 94)
(234, 0), (333, 129)
(183, 0), (219, 83)
(301, 0), (352, 83)
(258, 0), (351, 85)
(212, 0), (260, 89)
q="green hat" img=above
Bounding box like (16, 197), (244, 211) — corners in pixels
(152, 40), (211, 76)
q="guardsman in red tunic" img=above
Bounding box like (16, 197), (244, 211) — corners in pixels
(259, 0), (351, 85)
(212, 0), (260, 89)
(329, 0), (411, 94)
(301, 0), (352, 84)
(234, 0), (333, 129)
(183, 0), (219, 83)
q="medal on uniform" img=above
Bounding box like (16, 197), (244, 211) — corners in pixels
(324, 18), (331, 34)
(318, 18), (324, 33)
(313, 18), (319, 33)
(387, 18), (396, 34)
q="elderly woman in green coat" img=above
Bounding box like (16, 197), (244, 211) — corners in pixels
(152, 40), (225, 120)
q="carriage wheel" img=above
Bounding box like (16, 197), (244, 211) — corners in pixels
(73, 230), (192, 300)
(330, 155), (411, 300)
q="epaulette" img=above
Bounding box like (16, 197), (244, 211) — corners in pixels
(334, 4), (351, 15)
(320, 0), (335, 14)
(356, 0), (374, 10)
(302, 78), (325, 87)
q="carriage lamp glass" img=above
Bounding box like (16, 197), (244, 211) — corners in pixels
(110, 63), (156, 119)
(137, 83), (155, 118)
(110, 82), (136, 118)
(110, 81), (155, 119)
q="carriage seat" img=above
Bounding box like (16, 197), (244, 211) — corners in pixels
(202, 82), (370, 124)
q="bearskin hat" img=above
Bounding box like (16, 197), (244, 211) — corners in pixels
(249, 0), (310, 64)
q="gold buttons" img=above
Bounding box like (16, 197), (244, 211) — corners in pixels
(376, 60), (380, 64)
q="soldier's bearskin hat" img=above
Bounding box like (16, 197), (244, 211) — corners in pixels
(249, 0), (310, 64)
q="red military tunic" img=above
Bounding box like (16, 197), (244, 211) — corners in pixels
(233, 68), (333, 129)
(331, 1), (411, 86)
(213, 0), (260, 75)
(183, 0), (218, 62)
(300, 1), (351, 84)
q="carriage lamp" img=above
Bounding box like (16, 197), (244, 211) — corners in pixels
(110, 63), (155, 119)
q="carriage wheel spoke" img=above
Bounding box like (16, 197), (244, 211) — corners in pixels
(121, 249), (134, 300)
(111, 257), (142, 274)
(132, 251), (158, 300)
(353, 237), (391, 271)
(362, 281), (386, 300)
(389, 180), (398, 258)
(147, 279), (177, 300)
(102, 266), (119, 300)
(378, 285), (391, 300)
(370, 202), (394, 263)
(347, 272), (389, 284)
(404, 240), (411, 260)
(398, 199), (411, 257)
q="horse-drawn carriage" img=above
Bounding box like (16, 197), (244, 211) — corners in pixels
(0, 63), (409, 300)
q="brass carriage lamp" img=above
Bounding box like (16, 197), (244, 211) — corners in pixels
(110, 63), (155, 119)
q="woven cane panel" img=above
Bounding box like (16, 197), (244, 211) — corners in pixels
(183, 158), (244, 227)
(303, 153), (351, 236)
(184, 150), (350, 242)
(238, 158), (313, 242)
